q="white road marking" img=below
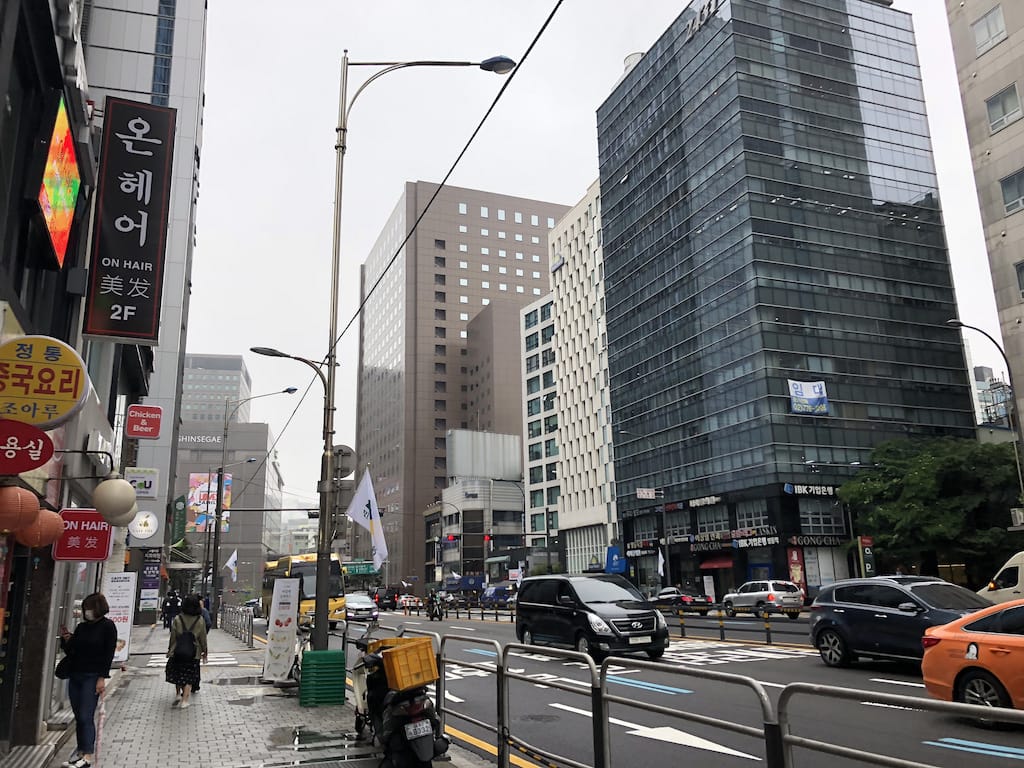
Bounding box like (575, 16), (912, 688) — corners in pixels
(550, 703), (760, 760)
(860, 702), (923, 711)
(148, 653), (237, 667)
(870, 678), (925, 689)
(444, 689), (465, 703)
(451, 626), (477, 632)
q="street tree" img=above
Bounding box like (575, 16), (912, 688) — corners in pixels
(837, 438), (1018, 582)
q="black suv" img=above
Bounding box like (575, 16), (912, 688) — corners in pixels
(370, 585), (399, 610)
(515, 574), (669, 661)
(809, 576), (991, 667)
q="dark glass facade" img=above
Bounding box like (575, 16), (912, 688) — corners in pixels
(597, 0), (975, 596)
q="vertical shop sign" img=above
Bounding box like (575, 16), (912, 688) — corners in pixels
(787, 546), (808, 596)
(102, 571), (137, 664)
(83, 97), (176, 344)
(263, 579), (299, 682)
(139, 548), (161, 611)
(171, 495), (187, 543)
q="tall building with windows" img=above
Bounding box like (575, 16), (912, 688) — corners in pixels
(356, 182), (568, 583)
(947, 1), (1024, 422)
(549, 180), (619, 574)
(520, 296), (560, 563)
(181, 354), (253, 423)
(598, 0), (975, 598)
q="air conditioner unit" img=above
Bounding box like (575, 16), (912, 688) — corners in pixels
(1011, 508), (1024, 527)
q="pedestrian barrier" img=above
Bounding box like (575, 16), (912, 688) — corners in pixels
(219, 605), (254, 648)
(666, 606), (809, 646)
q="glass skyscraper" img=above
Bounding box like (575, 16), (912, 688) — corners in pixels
(597, 0), (975, 598)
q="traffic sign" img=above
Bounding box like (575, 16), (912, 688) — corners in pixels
(125, 404), (162, 439)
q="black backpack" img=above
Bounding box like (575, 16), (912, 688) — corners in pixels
(172, 616), (200, 662)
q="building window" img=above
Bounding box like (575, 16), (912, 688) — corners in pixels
(459, 225), (468, 233)
(460, 330), (468, 338)
(531, 236), (540, 245)
(542, 392), (556, 411)
(434, 274), (445, 285)
(540, 303), (552, 321)
(799, 498), (845, 536)
(528, 420), (542, 438)
(526, 333), (539, 350)
(459, 244), (468, 252)
(460, 295), (469, 304)
(515, 211), (523, 224)
(480, 206), (489, 218)
(516, 269), (524, 277)
(544, 415), (558, 433)
(524, 310), (538, 328)
(736, 499), (769, 529)
(528, 442), (542, 460)
(988, 84), (1022, 132)
(544, 437), (558, 457)
(526, 354), (539, 372)
(527, 376), (541, 394)
(435, 362), (447, 374)
(459, 261), (468, 269)
(482, 281), (490, 289)
(434, 256), (446, 268)
(530, 214), (539, 226)
(434, 239), (446, 249)
(542, 370), (555, 388)
(481, 264), (490, 272)
(459, 312), (469, 321)
(541, 325), (555, 344)
(497, 209), (506, 221)
(481, 228), (489, 237)
(974, 5), (1007, 56)
(435, 345), (446, 355)
(435, 437), (446, 449)
(435, 309), (446, 320)
(458, 202), (468, 214)
(482, 298), (490, 306)
(530, 491), (544, 510)
(499, 283), (508, 291)
(515, 233), (524, 242)
(498, 231), (506, 239)
(541, 349), (555, 366)
(547, 217), (555, 228)
(697, 506), (730, 534)
(1016, 261), (1024, 300)
(459, 278), (469, 287)
(546, 487), (560, 505)
(1001, 168), (1024, 214)
(529, 466), (544, 483)
(435, 380), (447, 393)
(434, 418), (447, 430)
(532, 288), (542, 296)
(546, 463), (557, 481)
(481, 247), (489, 255)
(532, 254), (541, 263)
(499, 267), (508, 275)
(434, 399), (446, 410)
(527, 399), (541, 416)
(434, 291), (446, 302)
(434, 326), (446, 338)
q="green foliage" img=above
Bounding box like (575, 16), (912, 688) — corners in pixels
(837, 438), (1019, 581)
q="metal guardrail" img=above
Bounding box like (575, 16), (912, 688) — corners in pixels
(667, 606), (810, 645)
(219, 605), (254, 648)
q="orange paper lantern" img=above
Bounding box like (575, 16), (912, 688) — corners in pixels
(0, 486), (41, 533)
(14, 508), (64, 548)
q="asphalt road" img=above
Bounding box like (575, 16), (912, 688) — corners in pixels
(254, 613), (1024, 766)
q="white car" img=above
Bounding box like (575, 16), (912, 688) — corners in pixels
(397, 594), (423, 609)
(722, 580), (804, 619)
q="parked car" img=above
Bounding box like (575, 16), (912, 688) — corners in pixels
(515, 573), (669, 661)
(809, 576), (992, 667)
(398, 593), (423, 609)
(977, 551), (1024, 604)
(344, 594), (379, 622)
(242, 598), (263, 618)
(722, 580), (803, 619)
(921, 598), (1024, 716)
(480, 584), (515, 609)
(653, 586), (711, 615)
(370, 586), (399, 610)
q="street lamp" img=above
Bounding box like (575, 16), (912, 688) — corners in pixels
(946, 319), (1024, 501)
(252, 51), (513, 650)
(210, 387), (297, 626)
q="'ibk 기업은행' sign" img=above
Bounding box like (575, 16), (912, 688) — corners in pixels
(83, 97), (177, 345)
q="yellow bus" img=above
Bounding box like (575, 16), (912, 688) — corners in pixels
(262, 553), (346, 628)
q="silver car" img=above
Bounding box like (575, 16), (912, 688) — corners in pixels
(722, 580), (804, 619)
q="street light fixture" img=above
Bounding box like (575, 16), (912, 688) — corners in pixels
(210, 387), (297, 626)
(946, 319), (1024, 501)
(251, 51), (513, 651)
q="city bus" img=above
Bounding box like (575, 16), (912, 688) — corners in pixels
(262, 553), (346, 628)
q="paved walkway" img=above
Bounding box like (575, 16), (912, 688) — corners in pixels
(29, 624), (491, 768)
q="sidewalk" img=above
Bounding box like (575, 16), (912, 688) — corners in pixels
(30, 624), (493, 768)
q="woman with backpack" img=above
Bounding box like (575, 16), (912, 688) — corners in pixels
(166, 594), (207, 709)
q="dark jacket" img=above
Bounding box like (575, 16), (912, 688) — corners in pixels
(60, 617), (118, 678)
(168, 613), (208, 660)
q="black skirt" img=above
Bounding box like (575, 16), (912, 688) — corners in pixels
(165, 657), (201, 689)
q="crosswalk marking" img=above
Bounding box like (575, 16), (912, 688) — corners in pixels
(146, 653), (238, 667)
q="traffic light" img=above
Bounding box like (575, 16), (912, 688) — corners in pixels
(446, 534), (458, 542)
(483, 534), (491, 542)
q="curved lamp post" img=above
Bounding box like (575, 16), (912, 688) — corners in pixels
(946, 319), (1024, 502)
(210, 387), (297, 625)
(253, 50), (514, 652)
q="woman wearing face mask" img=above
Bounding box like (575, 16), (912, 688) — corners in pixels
(58, 592), (118, 768)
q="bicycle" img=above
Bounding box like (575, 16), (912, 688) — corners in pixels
(284, 624), (313, 686)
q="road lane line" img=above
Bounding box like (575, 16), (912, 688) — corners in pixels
(869, 678), (925, 689)
(443, 723), (539, 768)
(451, 626), (477, 632)
(860, 702), (922, 711)
(924, 738), (1024, 760)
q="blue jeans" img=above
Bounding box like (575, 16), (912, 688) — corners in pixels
(68, 674), (100, 754)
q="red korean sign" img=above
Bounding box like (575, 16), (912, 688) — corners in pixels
(0, 419), (54, 473)
(52, 509), (114, 562)
(125, 404), (162, 439)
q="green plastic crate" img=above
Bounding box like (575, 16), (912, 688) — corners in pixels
(299, 650), (346, 707)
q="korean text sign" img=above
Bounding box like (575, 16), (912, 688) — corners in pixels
(52, 509), (114, 562)
(83, 97), (177, 345)
(0, 336), (88, 428)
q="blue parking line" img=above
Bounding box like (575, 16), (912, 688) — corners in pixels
(925, 738), (1024, 760)
(461, 648), (691, 694)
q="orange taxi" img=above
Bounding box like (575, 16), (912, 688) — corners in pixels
(921, 598), (1024, 711)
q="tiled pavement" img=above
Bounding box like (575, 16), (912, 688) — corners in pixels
(23, 624), (492, 768)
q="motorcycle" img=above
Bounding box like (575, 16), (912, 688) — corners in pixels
(426, 599), (443, 622)
(352, 624), (448, 767)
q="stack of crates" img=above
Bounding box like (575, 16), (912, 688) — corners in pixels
(367, 637), (438, 691)
(299, 649), (346, 707)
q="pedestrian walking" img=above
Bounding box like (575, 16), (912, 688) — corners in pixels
(58, 592), (117, 768)
(166, 594), (207, 709)
(159, 589), (181, 629)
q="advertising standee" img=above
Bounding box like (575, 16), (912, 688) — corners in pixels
(263, 578), (299, 683)
(102, 571), (137, 664)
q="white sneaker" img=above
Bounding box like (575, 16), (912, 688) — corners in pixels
(179, 701), (191, 709)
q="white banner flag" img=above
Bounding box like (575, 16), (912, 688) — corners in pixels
(225, 549), (238, 582)
(658, 547), (666, 576)
(346, 470), (388, 570)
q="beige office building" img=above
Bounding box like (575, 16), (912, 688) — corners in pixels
(947, 1), (1024, 415)
(549, 180), (619, 573)
(356, 182), (568, 584)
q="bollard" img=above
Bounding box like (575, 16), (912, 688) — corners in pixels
(764, 614), (773, 645)
(676, 609), (686, 638)
(718, 607), (726, 641)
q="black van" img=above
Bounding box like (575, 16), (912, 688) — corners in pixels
(370, 585), (399, 610)
(515, 574), (669, 660)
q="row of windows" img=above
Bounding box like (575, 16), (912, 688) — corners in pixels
(456, 226), (543, 245)
(456, 202), (556, 229)
(449, 270), (543, 281)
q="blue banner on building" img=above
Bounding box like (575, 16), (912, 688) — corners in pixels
(605, 545), (628, 574)
(788, 379), (829, 415)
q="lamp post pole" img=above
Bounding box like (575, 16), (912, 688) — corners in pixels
(947, 319), (1024, 501)
(210, 388), (296, 627)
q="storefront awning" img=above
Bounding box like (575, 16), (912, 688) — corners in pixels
(699, 555), (734, 570)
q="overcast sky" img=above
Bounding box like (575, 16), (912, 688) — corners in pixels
(187, 1), (1000, 504)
